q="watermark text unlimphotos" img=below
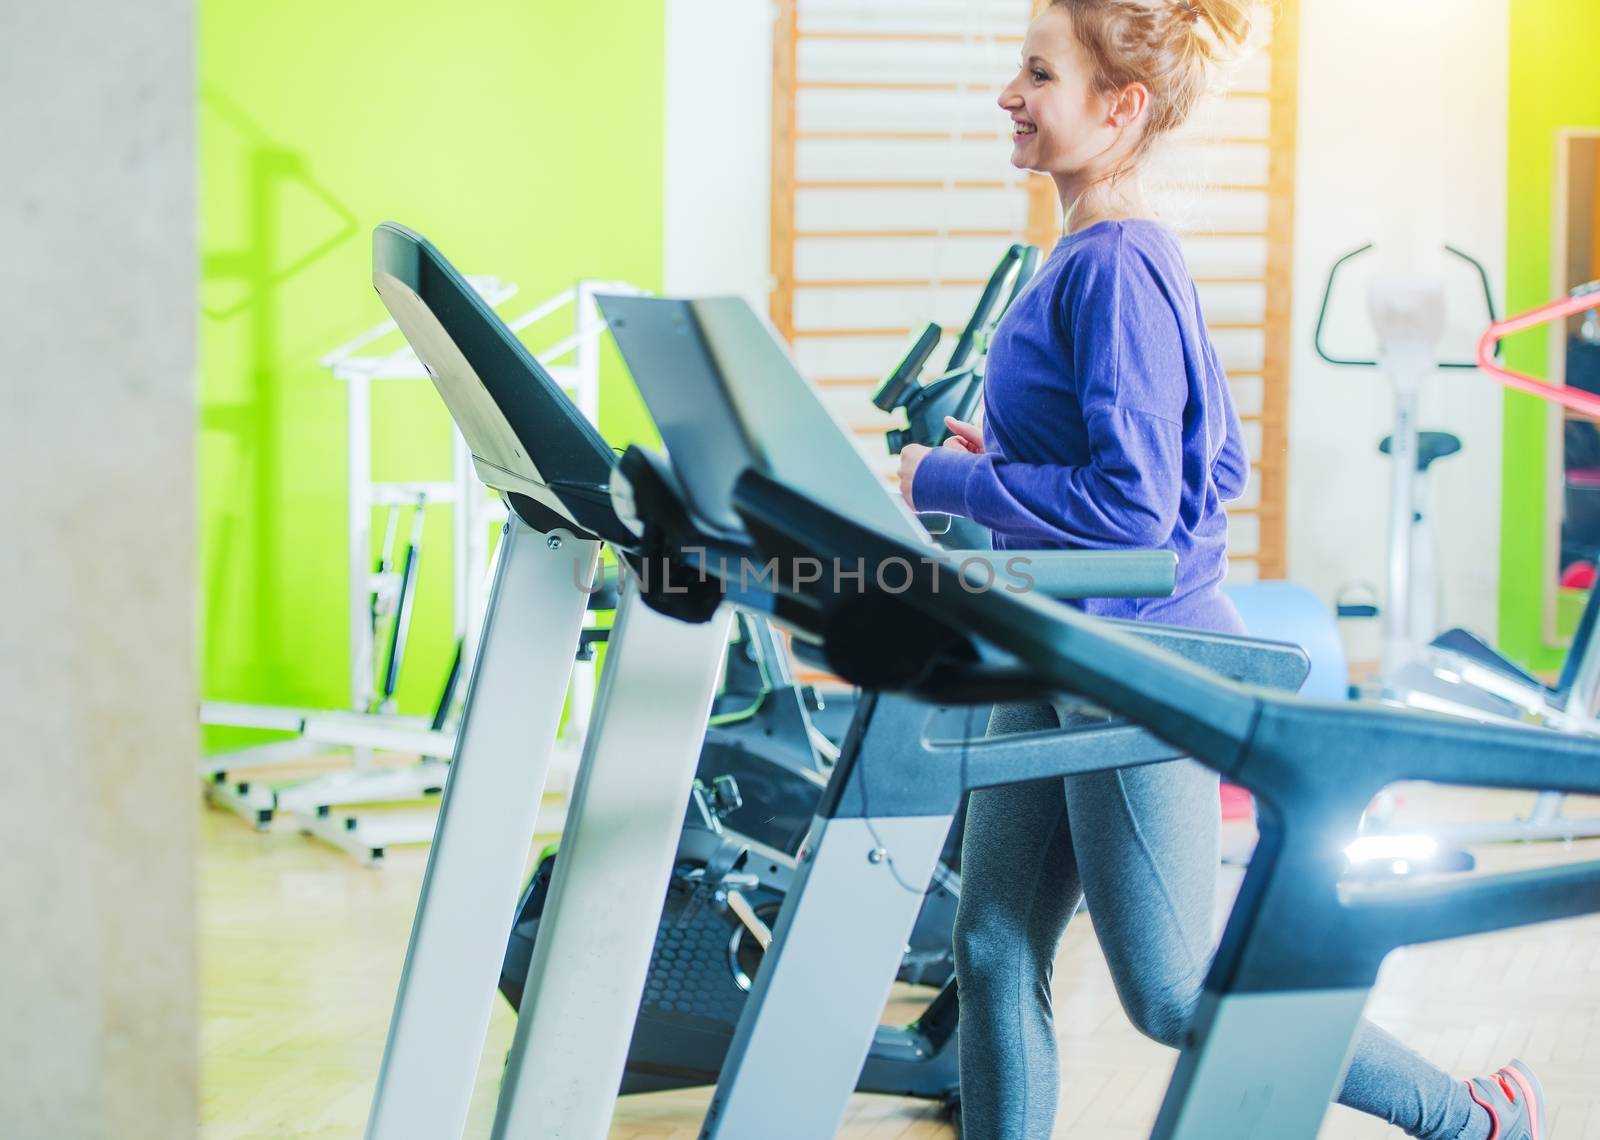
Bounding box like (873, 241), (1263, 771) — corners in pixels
(570, 550), (1038, 596)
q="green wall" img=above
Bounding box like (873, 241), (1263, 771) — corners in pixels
(201, 3), (664, 738)
(1500, 0), (1600, 672)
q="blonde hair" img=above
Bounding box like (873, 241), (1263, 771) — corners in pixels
(1048, 0), (1255, 157)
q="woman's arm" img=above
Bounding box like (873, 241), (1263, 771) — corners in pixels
(912, 229), (1188, 547)
(1212, 398), (1250, 503)
(913, 405), (1183, 547)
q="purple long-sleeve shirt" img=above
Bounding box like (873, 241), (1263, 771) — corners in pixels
(912, 219), (1248, 634)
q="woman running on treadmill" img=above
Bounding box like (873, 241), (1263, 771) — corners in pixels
(896, 3), (1545, 1137)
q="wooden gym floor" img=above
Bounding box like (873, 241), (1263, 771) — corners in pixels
(201, 786), (1600, 1139)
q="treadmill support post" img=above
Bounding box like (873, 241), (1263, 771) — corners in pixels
(366, 516), (598, 1140)
(491, 583), (735, 1139)
(704, 813), (954, 1140)
(1157, 987), (1366, 1140)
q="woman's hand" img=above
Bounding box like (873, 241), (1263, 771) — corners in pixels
(941, 416), (985, 454)
(897, 444), (932, 508)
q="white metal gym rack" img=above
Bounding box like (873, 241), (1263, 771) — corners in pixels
(200, 277), (636, 862)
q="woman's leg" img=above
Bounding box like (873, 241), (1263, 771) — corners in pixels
(954, 702), (1081, 1139)
(1065, 760), (1489, 1140)
(1063, 759), (1219, 1047)
(1338, 1024), (1488, 1140)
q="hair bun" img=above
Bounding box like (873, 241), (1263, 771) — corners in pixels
(1183, 0), (1253, 59)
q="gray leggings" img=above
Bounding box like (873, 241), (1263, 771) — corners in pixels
(953, 702), (1482, 1140)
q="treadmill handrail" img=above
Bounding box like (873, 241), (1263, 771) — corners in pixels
(729, 467), (1263, 765)
(943, 548), (1176, 600)
(730, 469), (1600, 799)
(615, 443), (1180, 609)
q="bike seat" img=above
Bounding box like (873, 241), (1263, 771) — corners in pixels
(1380, 431), (1462, 473)
(1376, 435), (1465, 473)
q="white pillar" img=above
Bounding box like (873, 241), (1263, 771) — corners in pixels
(0, 3), (198, 1138)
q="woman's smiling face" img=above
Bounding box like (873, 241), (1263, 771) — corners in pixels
(997, 7), (1121, 178)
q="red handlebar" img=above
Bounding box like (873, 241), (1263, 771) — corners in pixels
(1476, 286), (1600, 418)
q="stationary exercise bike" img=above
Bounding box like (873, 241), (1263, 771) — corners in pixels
(1318, 257), (1600, 845)
(1311, 242), (1497, 689)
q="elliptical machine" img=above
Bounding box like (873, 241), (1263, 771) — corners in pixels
(875, 242), (1039, 552)
(874, 241), (1039, 453)
(497, 244), (1041, 1107)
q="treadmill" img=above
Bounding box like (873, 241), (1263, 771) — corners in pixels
(362, 224), (1203, 1140)
(595, 293), (1600, 1140)
(362, 225), (746, 1140)
(367, 224), (1600, 1140)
